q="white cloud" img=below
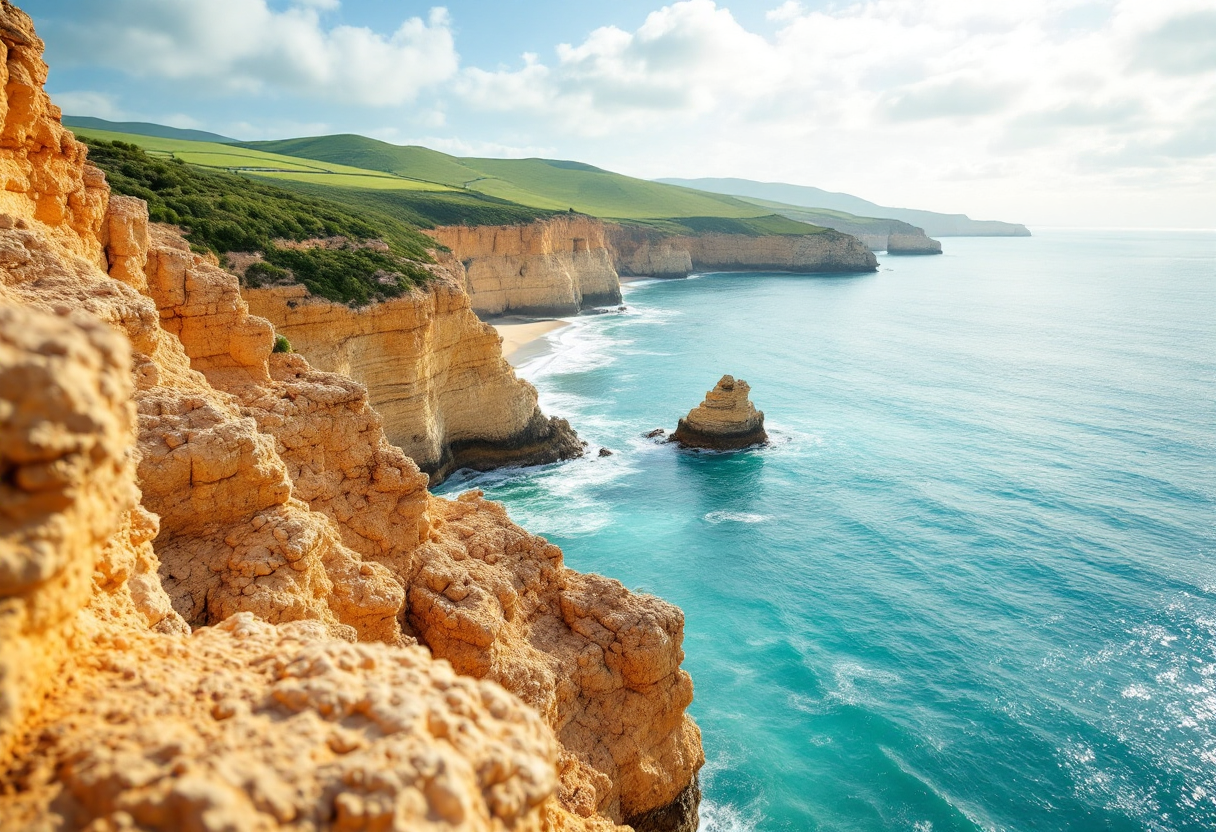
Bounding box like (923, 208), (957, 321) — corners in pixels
(50, 91), (129, 121)
(404, 137), (557, 159)
(458, 0), (783, 131)
(51, 1), (457, 106)
(38, 0), (1216, 225)
(160, 114), (204, 130)
(766, 3), (804, 24)
(452, 0), (1216, 224)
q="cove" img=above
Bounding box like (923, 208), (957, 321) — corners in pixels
(438, 229), (1216, 832)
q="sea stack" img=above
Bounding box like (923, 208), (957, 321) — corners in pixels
(672, 374), (768, 450)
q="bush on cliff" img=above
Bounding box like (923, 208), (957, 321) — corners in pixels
(83, 139), (436, 304)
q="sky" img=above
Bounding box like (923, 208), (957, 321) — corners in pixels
(26, 0), (1216, 228)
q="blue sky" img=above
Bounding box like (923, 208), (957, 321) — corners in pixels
(26, 0), (1216, 227)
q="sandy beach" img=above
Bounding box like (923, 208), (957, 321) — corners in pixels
(490, 316), (570, 366)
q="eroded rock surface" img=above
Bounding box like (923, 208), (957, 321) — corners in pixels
(243, 277), (585, 484)
(0, 3), (702, 829)
(426, 216), (622, 317)
(609, 226), (877, 277)
(672, 375), (768, 450)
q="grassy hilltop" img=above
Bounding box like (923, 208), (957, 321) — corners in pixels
(73, 124), (837, 238)
(240, 134), (778, 221)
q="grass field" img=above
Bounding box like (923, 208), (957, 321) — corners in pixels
(70, 125), (832, 235)
(72, 127), (452, 192)
(242, 134), (782, 220)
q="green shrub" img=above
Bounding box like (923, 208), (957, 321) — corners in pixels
(244, 260), (290, 288)
(263, 246), (430, 305)
(272, 334), (292, 354)
(82, 138), (438, 304)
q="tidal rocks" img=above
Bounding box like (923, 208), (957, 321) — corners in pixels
(672, 375), (768, 450)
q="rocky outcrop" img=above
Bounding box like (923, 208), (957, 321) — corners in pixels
(426, 216), (622, 317)
(243, 279), (585, 484)
(0, 4), (702, 829)
(609, 225), (877, 277)
(681, 230), (877, 273)
(886, 232), (942, 255)
(672, 375), (768, 450)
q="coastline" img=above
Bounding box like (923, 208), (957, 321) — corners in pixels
(490, 315), (571, 366)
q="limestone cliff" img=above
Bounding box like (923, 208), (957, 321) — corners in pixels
(609, 225), (877, 276)
(0, 4), (703, 830)
(426, 216), (622, 317)
(432, 216), (877, 290)
(885, 232), (942, 255)
(243, 276), (584, 484)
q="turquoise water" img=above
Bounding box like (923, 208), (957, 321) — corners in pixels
(438, 230), (1216, 831)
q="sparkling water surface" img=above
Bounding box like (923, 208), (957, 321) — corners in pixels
(436, 230), (1216, 832)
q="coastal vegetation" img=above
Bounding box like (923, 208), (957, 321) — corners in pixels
(82, 138), (436, 304)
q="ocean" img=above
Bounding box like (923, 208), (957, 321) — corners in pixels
(436, 229), (1216, 832)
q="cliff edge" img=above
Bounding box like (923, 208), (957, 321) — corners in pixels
(0, 3), (703, 829)
(426, 216), (622, 317)
(243, 274), (585, 484)
(609, 225), (877, 277)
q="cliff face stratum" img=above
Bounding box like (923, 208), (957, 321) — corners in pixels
(243, 274), (584, 485)
(425, 217), (622, 318)
(0, 5), (703, 831)
(608, 225), (877, 277)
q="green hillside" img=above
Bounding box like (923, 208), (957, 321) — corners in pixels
(72, 127), (451, 192)
(240, 134), (782, 221)
(631, 214), (828, 237)
(73, 127), (557, 228)
(240, 135), (483, 188)
(81, 138), (436, 305)
(71, 126), (831, 242)
(63, 115), (237, 144)
(733, 196), (927, 238)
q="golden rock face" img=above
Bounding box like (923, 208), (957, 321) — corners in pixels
(608, 226), (878, 277)
(426, 216), (623, 317)
(0, 2), (703, 828)
(673, 374), (769, 450)
(243, 268), (583, 484)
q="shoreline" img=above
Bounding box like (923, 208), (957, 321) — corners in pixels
(489, 315), (571, 366)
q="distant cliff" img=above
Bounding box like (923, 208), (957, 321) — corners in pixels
(658, 177), (1030, 238)
(425, 215), (621, 317)
(425, 216), (877, 316)
(609, 225), (878, 276)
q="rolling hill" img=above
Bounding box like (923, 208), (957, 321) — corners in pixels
(69, 127), (834, 236)
(63, 115), (238, 144)
(240, 134), (779, 221)
(657, 177), (1030, 237)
